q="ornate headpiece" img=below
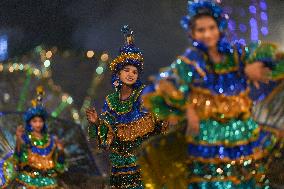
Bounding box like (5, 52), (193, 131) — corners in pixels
(110, 25), (144, 73)
(24, 86), (48, 124)
(180, 0), (228, 32)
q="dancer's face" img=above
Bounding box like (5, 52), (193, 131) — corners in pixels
(30, 116), (44, 133)
(191, 16), (220, 49)
(119, 65), (138, 86)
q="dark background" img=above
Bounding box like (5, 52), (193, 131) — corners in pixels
(1, 0), (284, 108)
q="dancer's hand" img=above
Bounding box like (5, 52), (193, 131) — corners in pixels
(86, 107), (98, 124)
(186, 105), (200, 136)
(55, 137), (64, 151)
(245, 62), (271, 89)
(16, 125), (24, 143)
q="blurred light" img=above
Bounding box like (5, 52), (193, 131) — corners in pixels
(101, 53), (109, 62)
(46, 51), (53, 58)
(51, 112), (58, 117)
(250, 18), (258, 41)
(0, 35), (8, 61)
(44, 60), (51, 67)
(73, 112), (79, 120)
(239, 39), (246, 45)
(8, 66), (14, 72)
(19, 64), (24, 70)
(4, 93), (10, 102)
(249, 5), (256, 14)
(33, 69), (40, 76)
(0, 64), (3, 71)
(96, 66), (104, 75)
(260, 1), (267, 10)
(260, 12), (268, 21)
(261, 27), (269, 35)
(86, 50), (95, 58)
(62, 94), (68, 102)
(35, 46), (43, 53)
(13, 63), (18, 69)
(66, 96), (73, 104)
(224, 14), (229, 19)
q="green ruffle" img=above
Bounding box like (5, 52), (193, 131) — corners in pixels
(17, 172), (57, 187)
(248, 42), (277, 63)
(147, 94), (186, 121)
(212, 54), (237, 72)
(196, 118), (258, 144)
(272, 59), (284, 80)
(110, 153), (137, 167)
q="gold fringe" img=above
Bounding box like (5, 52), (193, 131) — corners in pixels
(178, 56), (206, 77)
(188, 87), (252, 122)
(110, 52), (143, 71)
(111, 168), (141, 176)
(116, 113), (156, 141)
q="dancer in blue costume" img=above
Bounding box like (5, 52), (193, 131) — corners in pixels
(139, 1), (284, 189)
(86, 26), (167, 189)
(0, 86), (66, 189)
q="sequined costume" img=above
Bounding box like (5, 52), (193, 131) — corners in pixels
(138, 1), (284, 189)
(1, 87), (66, 189)
(14, 132), (65, 188)
(88, 26), (166, 189)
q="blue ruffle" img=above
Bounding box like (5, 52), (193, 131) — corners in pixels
(188, 131), (272, 159)
(112, 165), (139, 174)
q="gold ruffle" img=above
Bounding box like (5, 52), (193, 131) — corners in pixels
(188, 87), (252, 122)
(178, 56), (206, 77)
(112, 162), (137, 168)
(110, 52), (143, 71)
(110, 179), (142, 189)
(116, 113), (156, 141)
(111, 169), (141, 176)
(24, 148), (56, 170)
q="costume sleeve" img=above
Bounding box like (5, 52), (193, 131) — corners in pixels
(247, 42), (284, 80)
(53, 142), (66, 173)
(142, 55), (197, 122)
(88, 100), (115, 148)
(245, 43), (284, 101)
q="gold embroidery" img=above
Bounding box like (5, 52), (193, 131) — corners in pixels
(116, 113), (156, 141)
(189, 87), (252, 122)
(26, 148), (56, 170)
(178, 56), (206, 77)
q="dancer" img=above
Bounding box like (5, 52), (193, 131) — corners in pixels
(86, 26), (167, 189)
(14, 86), (66, 188)
(139, 1), (284, 188)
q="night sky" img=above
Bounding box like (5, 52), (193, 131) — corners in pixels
(1, 0), (284, 109)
